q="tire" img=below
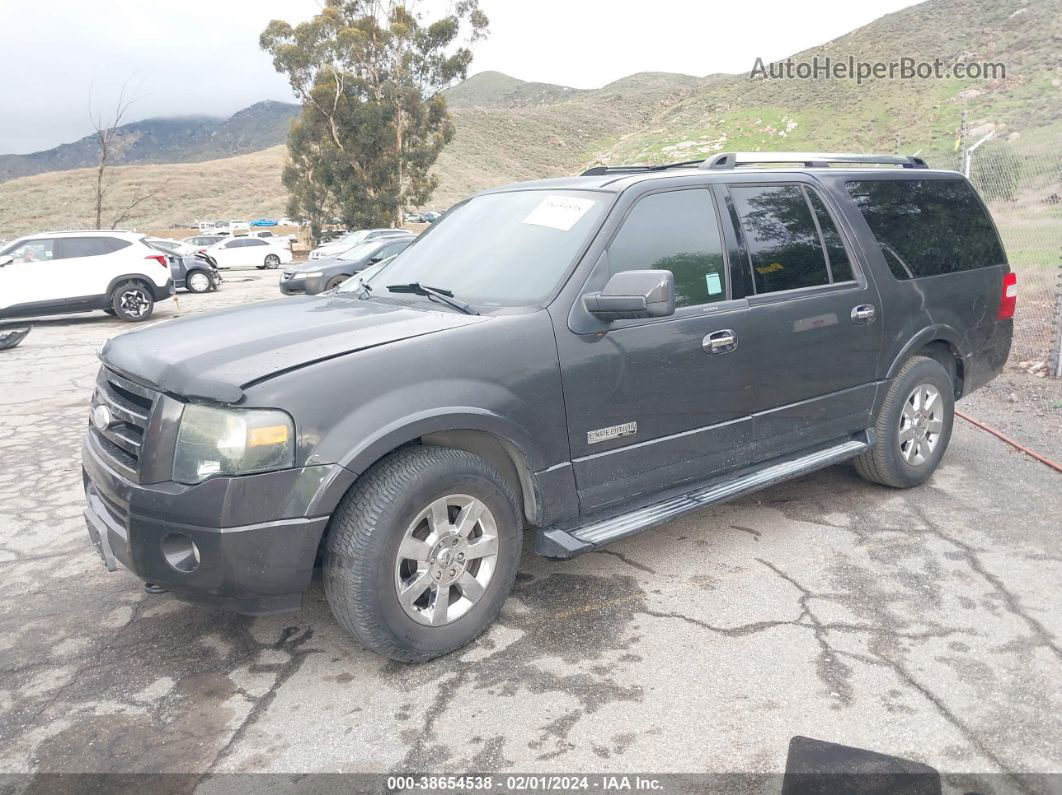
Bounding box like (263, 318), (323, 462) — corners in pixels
(102, 308), (116, 316)
(186, 270), (211, 293)
(264, 254), (281, 269)
(324, 274), (348, 291)
(110, 281), (154, 322)
(323, 445), (522, 662)
(854, 356), (955, 488)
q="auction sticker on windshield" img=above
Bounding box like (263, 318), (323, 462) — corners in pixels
(523, 195), (597, 231)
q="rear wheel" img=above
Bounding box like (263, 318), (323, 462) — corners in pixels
(110, 282), (154, 322)
(854, 356), (954, 488)
(323, 445), (522, 662)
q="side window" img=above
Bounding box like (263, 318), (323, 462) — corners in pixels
(59, 237), (127, 258)
(382, 241), (410, 258)
(805, 190), (854, 282)
(730, 185), (829, 294)
(608, 189), (728, 308)
(245, 239), (267, 247)
(846, 178), (1006, 279)
(5, 239), (55, 264)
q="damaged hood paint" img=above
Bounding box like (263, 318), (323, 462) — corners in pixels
(101, 295), (487, 403)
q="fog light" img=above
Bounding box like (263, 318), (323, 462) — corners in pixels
(162, 533), (201, 574)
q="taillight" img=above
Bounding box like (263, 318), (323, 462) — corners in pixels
(998, 272), (1017, 319)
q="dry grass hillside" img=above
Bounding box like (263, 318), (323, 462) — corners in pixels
(1, 0), (1058, 238)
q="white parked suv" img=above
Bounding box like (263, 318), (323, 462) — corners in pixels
(205, 236), (294, 270)
(0, 231), (174, 322)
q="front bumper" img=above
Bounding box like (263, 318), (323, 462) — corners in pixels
(81, 434), (353, 614)
(279, 275), (307, 295)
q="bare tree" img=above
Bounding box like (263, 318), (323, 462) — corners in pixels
(89, 82), (155, 229)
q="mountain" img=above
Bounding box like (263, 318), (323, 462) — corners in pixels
(0, 100), (300, 182)
(0, 0), (1059, 236)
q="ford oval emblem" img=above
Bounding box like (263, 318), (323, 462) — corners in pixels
(91, 404), (113, 431)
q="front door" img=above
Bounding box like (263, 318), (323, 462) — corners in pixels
(0, 238), (61, 314)
(726, 181), (883, 460)
(554, 186), (757, 513)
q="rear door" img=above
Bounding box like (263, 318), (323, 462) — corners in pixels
(55, 236), (132, 303)
(726, 180), (882, 460)
(555, 186), (757, 512)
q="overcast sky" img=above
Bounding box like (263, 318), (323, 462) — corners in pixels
(0, 0), (922, 154)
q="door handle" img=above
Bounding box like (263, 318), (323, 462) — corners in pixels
(703, 329), (738, 354)
(851, 304), (876, 323)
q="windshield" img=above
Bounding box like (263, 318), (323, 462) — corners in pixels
(337, 241), (381, 262)
(337, 190), (608, 307)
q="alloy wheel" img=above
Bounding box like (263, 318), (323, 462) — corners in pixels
(119, 289), (150, 319)
(393, 494), (499, 626)
(898, 383), (944, 466)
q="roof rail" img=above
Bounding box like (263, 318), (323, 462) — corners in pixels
(580, 159), (705, 176)
(702, 152), (929, 170)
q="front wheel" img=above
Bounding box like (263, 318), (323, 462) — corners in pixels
(111, 282), (154, 322)
(323, 274), (348, 291)
(186, 270), (211, 293)
(263, 254), (281, 269)
(323, 445), (522, 662)
(854, 355), (954, 488)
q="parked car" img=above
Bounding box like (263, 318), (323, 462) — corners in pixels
(280, 237), (413, 295)
(308, 228), (412, 260)
(82, 151), (1015, 662)
(1, 230), (174, 322)
(167, 251), (222, 294)
(183, 235), (227, 250)
(146, 237), (196, 257)
(205, 236), (293, 270)
(251, 219), (278, 227)
(250, 229), (297, 248)
(405, 212), (424, 224)
(420, 211), (441, 223)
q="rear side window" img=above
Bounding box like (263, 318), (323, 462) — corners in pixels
(730, 185), (832, 294)
(845, 179), (1006, 279)
(805, 190), (854, 282)
(608, 189), (728, 308)
(59, 237), (129, 258)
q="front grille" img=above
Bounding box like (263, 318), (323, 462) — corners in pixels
(88, 368), (158, 481)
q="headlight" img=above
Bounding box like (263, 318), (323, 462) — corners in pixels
(173, 404), (294, 484)
(299, 270), (324, 278)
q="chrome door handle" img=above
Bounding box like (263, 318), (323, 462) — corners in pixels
(851, 304), (876, 323)
(703, 329), (738, 354)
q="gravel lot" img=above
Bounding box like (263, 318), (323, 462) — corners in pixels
(1, 271), (1060, 792)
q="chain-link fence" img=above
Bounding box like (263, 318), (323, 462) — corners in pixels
(931, 129), (1062, 376)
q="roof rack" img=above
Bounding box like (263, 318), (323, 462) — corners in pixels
(580, 159), (706, 176)
(702, 152), (929, 170)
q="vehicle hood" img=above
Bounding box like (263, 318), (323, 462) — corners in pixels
(101, 296), (488, 403)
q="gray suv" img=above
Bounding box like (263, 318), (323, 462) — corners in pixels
(82, 152), (1015, 662)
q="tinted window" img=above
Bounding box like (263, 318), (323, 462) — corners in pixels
(609, 189), (727, 308)
(806, 190), (854, 282)
(846, 179), (1006, 279)
(378, 240), (410, 258)
(2, 238), (55, 264)
(60, 237), (128, 258)
(245, 238), (267, 246)
(731, 185), (829, 294)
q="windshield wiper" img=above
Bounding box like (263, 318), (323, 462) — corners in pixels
(385, 282), (479, 315)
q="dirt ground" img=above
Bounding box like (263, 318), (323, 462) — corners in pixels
(1, 271), (1060, 793)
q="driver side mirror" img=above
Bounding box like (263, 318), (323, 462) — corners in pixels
(0, 255), (13, 268)
(583, 270), (675, 321)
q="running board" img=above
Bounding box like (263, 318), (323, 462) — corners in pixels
(536, 435), (872, 559)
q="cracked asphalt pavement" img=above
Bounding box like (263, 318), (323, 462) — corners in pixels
(1, 271), (1060, 792)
